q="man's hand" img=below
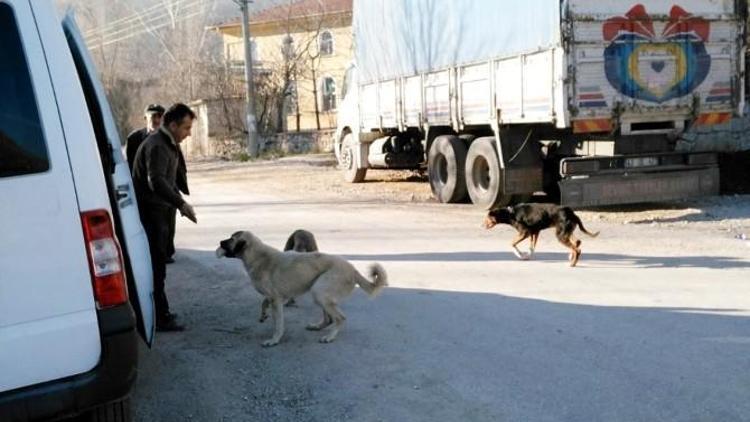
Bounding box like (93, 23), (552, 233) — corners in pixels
(179, 202), (197, 223)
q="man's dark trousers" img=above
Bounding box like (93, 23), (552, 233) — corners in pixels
(167, 208), (176, 258)
(140, 204), (173, 320)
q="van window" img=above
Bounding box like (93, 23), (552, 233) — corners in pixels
(0, 3), (49, 178)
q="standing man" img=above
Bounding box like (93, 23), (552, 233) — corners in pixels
(132, 103), (198, 332)
(126, 104), (165, 170)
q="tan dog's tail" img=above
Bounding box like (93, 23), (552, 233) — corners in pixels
(355, 263), (388, 297)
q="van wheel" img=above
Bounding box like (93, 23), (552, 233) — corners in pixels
(340, 133), (366, 183)
(428, 135), (468, 203)
(86, 398), (132, 422)
(465, 137), (513, 209)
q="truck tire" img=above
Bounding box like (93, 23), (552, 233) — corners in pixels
(428, 135), (468, 203)
(86, 398), (132, 422)
(465, 137), (514, 209)
(340, 133), (367, 183)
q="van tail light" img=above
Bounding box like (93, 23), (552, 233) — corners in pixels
(81, 210), (128, 309)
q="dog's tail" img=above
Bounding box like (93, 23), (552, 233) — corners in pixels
(574, 215), (600, 238)
(355, 263), (388, 297)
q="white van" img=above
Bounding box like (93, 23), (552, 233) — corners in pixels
(0, 1), (154, 421)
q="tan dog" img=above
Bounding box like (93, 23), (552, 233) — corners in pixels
(216, 231), (387, 347)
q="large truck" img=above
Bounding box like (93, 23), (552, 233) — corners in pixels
(335, 0), (747, 208)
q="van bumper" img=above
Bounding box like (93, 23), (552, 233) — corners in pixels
(0, 304), (139, 421)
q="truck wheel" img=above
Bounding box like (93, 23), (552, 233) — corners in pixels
(340, 133), (367, 183)
(465, 137), (513, 209)
(86, 398), (132, 422)
(428, 135), (468, 203)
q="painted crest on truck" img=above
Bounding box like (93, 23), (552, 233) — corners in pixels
(603, 4), (710, 103)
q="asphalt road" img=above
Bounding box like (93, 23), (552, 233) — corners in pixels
(132, 160), (750, 422)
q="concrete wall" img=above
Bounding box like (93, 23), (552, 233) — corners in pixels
(183, 96), (335, 159)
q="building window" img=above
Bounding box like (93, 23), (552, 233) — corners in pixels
(320, 76), (336, 111)
(319, 30), (334, 56)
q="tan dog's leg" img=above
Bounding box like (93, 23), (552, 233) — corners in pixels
(262, 299), (285, 347)
(511, 233), (531, 260)
(259, 298), (270, 323)
(306, 309), (332, 331)
(319, 301), (346, 343)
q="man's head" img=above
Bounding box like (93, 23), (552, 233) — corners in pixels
(144, 104), (165, 132)
(162, 103), (196, 143)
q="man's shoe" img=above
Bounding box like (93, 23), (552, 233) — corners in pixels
(156, 318), (185, 332)
(166, 257), (175, 264)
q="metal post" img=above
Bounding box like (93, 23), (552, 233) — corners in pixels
(238, 0), (259, 157)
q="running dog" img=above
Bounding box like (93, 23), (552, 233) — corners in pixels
(483, 203), (599, 266)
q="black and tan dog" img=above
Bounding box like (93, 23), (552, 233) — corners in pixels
(483, 203), (599, 267)
(284, 229), (319, 253)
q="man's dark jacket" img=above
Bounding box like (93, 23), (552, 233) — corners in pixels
(132, 128), (186, 211)
(126, 127), (149, 171)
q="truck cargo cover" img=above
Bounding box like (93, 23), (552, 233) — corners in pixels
(354, 0), (561, 84)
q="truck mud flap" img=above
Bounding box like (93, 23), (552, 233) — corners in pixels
(560, 166), (719, 208)
(504, 166), (543, 195)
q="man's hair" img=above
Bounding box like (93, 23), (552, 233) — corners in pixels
(163, 103), (196, 126)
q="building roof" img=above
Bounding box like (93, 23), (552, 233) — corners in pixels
(212, 0), (352, 29)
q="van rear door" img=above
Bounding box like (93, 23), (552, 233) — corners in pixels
(61, 12), (155, 346)
(0, 0), (101, 392)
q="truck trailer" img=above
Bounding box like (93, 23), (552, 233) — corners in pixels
(334, 0), (747, 208)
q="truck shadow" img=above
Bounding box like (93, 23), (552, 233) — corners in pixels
(339, 251), (750, 269)
(134, 247), (750, 421)
(579, 195), (750, 224)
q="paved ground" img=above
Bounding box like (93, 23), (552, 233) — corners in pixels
(132, 157), (750, 422)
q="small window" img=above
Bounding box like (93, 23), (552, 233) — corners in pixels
(319, 30), (334, 56)
(320, 76), (336, 111)
(0, 4), (49, 178)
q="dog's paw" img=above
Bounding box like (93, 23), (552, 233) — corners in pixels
(519, 252), (530, 261)
(319, 335), (336, 343)
(261, 338), (280, 347)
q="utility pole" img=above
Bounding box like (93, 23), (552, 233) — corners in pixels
(234, 0), (259, 157)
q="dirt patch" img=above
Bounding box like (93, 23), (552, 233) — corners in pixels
(188, 155), (750, 235)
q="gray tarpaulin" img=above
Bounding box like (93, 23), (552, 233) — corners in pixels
(353, 0), (561, 84)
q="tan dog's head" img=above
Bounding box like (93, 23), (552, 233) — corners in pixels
(216, 231), (255, 258)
